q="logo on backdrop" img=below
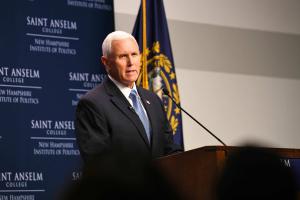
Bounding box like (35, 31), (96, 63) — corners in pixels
(0, 66), (41, 105)
(67, 72), (106, 106)
(30, 120), (79, 156)
(0, 171), (44, 200)
(26, 16), (78, 55)
(0, 1), (114, 199)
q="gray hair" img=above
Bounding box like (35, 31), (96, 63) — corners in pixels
(102, 31), (138, 57)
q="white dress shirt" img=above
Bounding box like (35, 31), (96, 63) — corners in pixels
(108, 75), (149, 116)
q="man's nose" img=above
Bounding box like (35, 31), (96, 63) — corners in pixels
(127, 55), (133, 65)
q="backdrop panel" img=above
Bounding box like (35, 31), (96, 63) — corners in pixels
(0, 1), (114, 199)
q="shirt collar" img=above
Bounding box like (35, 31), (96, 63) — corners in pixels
(108, 75), (137, 99)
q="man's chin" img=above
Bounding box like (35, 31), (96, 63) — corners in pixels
(125, 76), (138, 83)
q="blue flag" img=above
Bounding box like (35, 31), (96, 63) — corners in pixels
(132, 0), (183, 148)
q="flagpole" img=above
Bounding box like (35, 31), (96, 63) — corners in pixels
(132, 0), (184, 147)
(142, 0), (148, 89)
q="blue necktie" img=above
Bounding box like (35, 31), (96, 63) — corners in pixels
(129, 89), (151, 142)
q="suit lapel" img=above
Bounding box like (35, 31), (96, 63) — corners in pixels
(104, 78), (151, 147)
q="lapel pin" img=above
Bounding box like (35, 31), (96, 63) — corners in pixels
(146, 100), (150, 105)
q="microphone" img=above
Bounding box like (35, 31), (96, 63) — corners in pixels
(128, 106), (135, 112)
(162, 88), (227, 146)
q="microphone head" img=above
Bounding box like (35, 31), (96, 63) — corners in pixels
(162, 88), (169, 96)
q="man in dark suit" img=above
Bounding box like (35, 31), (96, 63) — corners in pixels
(75, 31), (182, 164)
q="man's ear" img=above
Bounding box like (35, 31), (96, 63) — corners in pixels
(101, 56), (110, 73)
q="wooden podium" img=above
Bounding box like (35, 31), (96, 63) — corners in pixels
(155, 146), (300, 200)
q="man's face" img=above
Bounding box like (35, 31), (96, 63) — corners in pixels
(102, 38), (141, 88)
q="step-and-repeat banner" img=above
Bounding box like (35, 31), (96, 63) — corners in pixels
(0, 1), (114, 199)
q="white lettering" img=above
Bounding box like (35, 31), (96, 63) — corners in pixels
(46, 129), (67, 136)
(69, 72), (89, 81)
(282, 159), (291, 167)
(54, 121), (75, 130)
(31, 120), (52, 129)
(27, 16), (48, 26)
(0, 67), (9, 76)
(50, 19), (77, 30)
(0, 172), (12, 181)
(5, 182), (27, 188)
(11, 68), (40, 78)
(38, 142), (49, 148)
(14, 172), (43, 181)
(90, 74), (105, 82)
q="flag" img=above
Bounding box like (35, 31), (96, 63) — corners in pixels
(132, 0), (183, 148)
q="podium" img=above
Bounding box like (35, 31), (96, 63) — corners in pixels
(155, 146), (300, 200)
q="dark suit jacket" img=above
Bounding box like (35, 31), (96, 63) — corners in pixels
(75, 77), (181, 163)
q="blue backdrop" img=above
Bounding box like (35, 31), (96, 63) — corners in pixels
(0, 1), (114, 199)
